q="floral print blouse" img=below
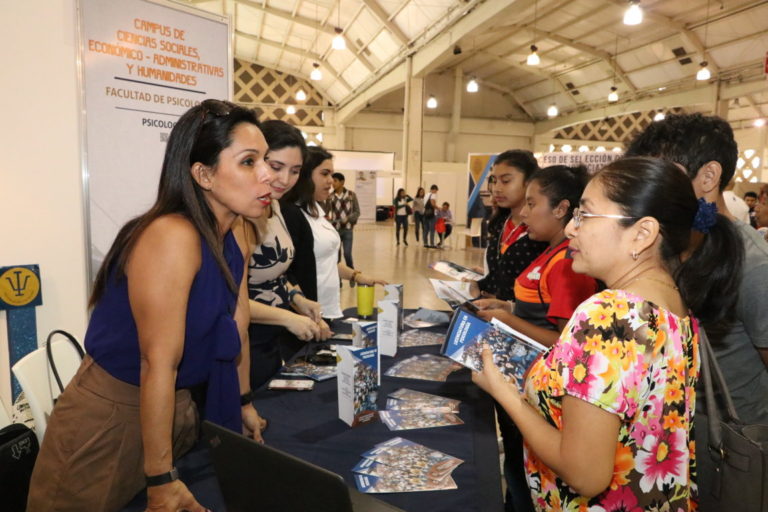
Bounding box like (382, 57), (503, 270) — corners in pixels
(523, 289), (699, 511)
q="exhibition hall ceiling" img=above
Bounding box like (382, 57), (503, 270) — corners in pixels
(180, 0), (768, 123)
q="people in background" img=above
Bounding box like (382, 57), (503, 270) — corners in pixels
(236, 120), (331, 390)
(28, 100), (271, 511)
(474, 164), (597, 512)
(412, 186), (426, 243)
(744, 190), (758, 228)
(468, 150), (548, 301)
(282, 146), (386, 336)
(423, 184), (439, 248)
(626, 113), (767, 511)
(324, 171), (360, 273)
(393, 188), (413, 246)
(435, 201), (454, 248)
(473, 156), (743, 512)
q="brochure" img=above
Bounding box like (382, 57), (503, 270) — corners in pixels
(398, 329), (445, 347)
(385, 389), (460, 412)
(360, 437), (464, 480)
(379, 410), (464, 431)
(403, 308), (451, 329)
(377, 300), (399, 357)
(279, 360), (337, 381)
(389, 388), (460, 406)
(440, 307), (546, 390)
(337, 345), (379, 427)
(353, 472), (457, 493)
(429, 260), (483, 281)
(353, 321), (378, 348)
(384, 354), (461, 382)
(429, 279), (474, 309)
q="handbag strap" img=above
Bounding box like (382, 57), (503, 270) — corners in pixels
(697, 325), (742, 459)
(45, 330), (85, 394)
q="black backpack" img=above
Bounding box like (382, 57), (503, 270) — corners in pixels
(0, 422), (39, 511)
(424, 194), (436, 218)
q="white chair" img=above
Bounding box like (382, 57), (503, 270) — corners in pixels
(12, 335), (84, 444)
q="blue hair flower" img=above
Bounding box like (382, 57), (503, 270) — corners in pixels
(692, 197), (718, 234)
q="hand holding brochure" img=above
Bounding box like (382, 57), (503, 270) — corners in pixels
(440, 307), (546, 390)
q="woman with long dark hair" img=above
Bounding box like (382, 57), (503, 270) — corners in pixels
(28, 100), (272, 511)
(412, 186), (426, 243)
(236, 120), (331, 390)
(281, 146), (386, 334)
(393, 187), (413, 245)
(474, 157), (743, 511)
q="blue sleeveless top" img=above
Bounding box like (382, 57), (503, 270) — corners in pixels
(85, 230), (244, 431)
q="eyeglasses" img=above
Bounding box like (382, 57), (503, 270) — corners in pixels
(572, 207), (637, 228)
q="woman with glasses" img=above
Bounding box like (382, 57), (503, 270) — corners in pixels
(473, 157), (743, 511)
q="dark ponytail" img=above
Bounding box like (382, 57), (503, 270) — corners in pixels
(597, 157), (743, 327)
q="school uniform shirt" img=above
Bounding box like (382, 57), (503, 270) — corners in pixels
(513, 239), (597, 329)
(304, 202), (343, 319)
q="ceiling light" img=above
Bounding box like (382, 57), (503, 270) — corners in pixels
(596, 146), (606, 152)
(547, 104), (558, 117)
(317, 132), (324, 142)
(310, 63), (322, 81)
(466, 78), (479, 93)
(654, 112), (666, 121)
(286, 105), (296, 115)
(612, 147), (622, 153)
(608, 86), (618, 102)
(332, 28), (346, 50)
(623, 1), (643, 25)
(658, 86), (666, 91)
(696, 61), (711, 81)
(754, 119), (765, 127)
(527, 45), (540, 66)
(578, 145), (589, 152)
(296, 89), (307, 101)
(426, 95), (438, 109)
(561, 144), (572, 153)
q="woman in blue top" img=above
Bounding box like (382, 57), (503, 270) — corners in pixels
(28, 100), (272, 512)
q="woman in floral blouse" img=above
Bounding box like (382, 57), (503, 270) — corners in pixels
(473, 157), (744, 511)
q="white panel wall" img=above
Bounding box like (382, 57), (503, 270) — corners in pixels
(0, 0), (89, 412)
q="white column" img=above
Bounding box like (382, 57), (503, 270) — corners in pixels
(447, 66), (463, 162)
(401, 57), (424, 193)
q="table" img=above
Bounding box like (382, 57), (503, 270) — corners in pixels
(125, 314), (504, 512)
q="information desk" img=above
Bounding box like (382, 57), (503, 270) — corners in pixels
(125, 320), (504, 511)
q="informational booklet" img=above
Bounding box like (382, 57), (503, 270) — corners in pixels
(429, 279), (474, 309)
(403, 308), (451, 329)
(429, 260), (483, 281)
(353, 472), (457, 493)
(385, 388), (460, 413)
(360, 437), (464, 481)
(353, 321), (378, 348)
(378, 300), (399, 357)
(398, 329), (445, 347)
(280, 360), (337, 381)
(337, 345), (379, 427)
(389, 388), (460, 407)
(440, 306), (546, 390)
(379, 410), (464, 431)
(384, 354), (461, 382)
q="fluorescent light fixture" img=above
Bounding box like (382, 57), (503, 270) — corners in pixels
(426, 95), (438, 109)
(466, 78), (479, 93)
(623, 2), (643, 25)
(286, 105), (296, 115)
(310, 63), (322, 81)
(332, 28), (346, 50)
(608, 86), (618, 102)
(654, 112), (666, 121)
(527, 45), (540, 66)
(547, 104), (558, 117)
(296, 89), (307, 101)
(696, 62), (711, 81)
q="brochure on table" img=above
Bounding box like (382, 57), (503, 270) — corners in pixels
(429, 279), (474, 309)
(429, 260), (483, 281)
(377, 283), (403, 358)
(440, 306), (546, 390)
(337, 344), (380, 427)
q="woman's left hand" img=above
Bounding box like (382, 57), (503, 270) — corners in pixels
(471, 345), (518, 399)
(292, 294), (322, 324)
(242, 404), (268, 444)
(356, 274), (388, 286)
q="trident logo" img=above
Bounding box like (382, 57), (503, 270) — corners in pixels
(7, 270), (30, 297)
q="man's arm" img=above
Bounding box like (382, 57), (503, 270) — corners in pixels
(348, 191), (360, 225)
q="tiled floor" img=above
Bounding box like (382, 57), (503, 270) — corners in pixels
(338, 221), (485, 312)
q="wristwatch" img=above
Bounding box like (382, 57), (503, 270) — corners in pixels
(145, 467), (179, 487)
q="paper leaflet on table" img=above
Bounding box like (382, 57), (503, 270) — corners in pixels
(337, 345), (379, 427)
(384, 354), (460, 382)
(378, 410), (464, 430)
(377, 284), (403, 358)
(429, 260), (483, 281)
(429, 279), (474, 309)
(398, 329), (445, 347)
(440, 306), (546, 391)
(403, 308), (451, 329)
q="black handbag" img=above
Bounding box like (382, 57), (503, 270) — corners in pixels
(45, 329), (85, 399)
(699, 328), (768, 512)
(0, 423), (39, 512)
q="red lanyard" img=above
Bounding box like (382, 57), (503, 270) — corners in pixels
(500, 217), (525, 255)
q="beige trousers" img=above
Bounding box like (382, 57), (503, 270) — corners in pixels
(27, 356), (198, 512)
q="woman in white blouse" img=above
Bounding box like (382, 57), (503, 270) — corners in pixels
(281, 146), (386, 328)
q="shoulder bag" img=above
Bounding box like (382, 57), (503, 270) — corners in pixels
(698, 327), (768, 512)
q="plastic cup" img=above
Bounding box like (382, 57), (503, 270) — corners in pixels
(356, 284), (375, 318)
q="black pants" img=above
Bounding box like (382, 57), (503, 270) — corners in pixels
(496, 401), (535, 512)
(395, 215), (408, 242)
(438, 224), (453, 244)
